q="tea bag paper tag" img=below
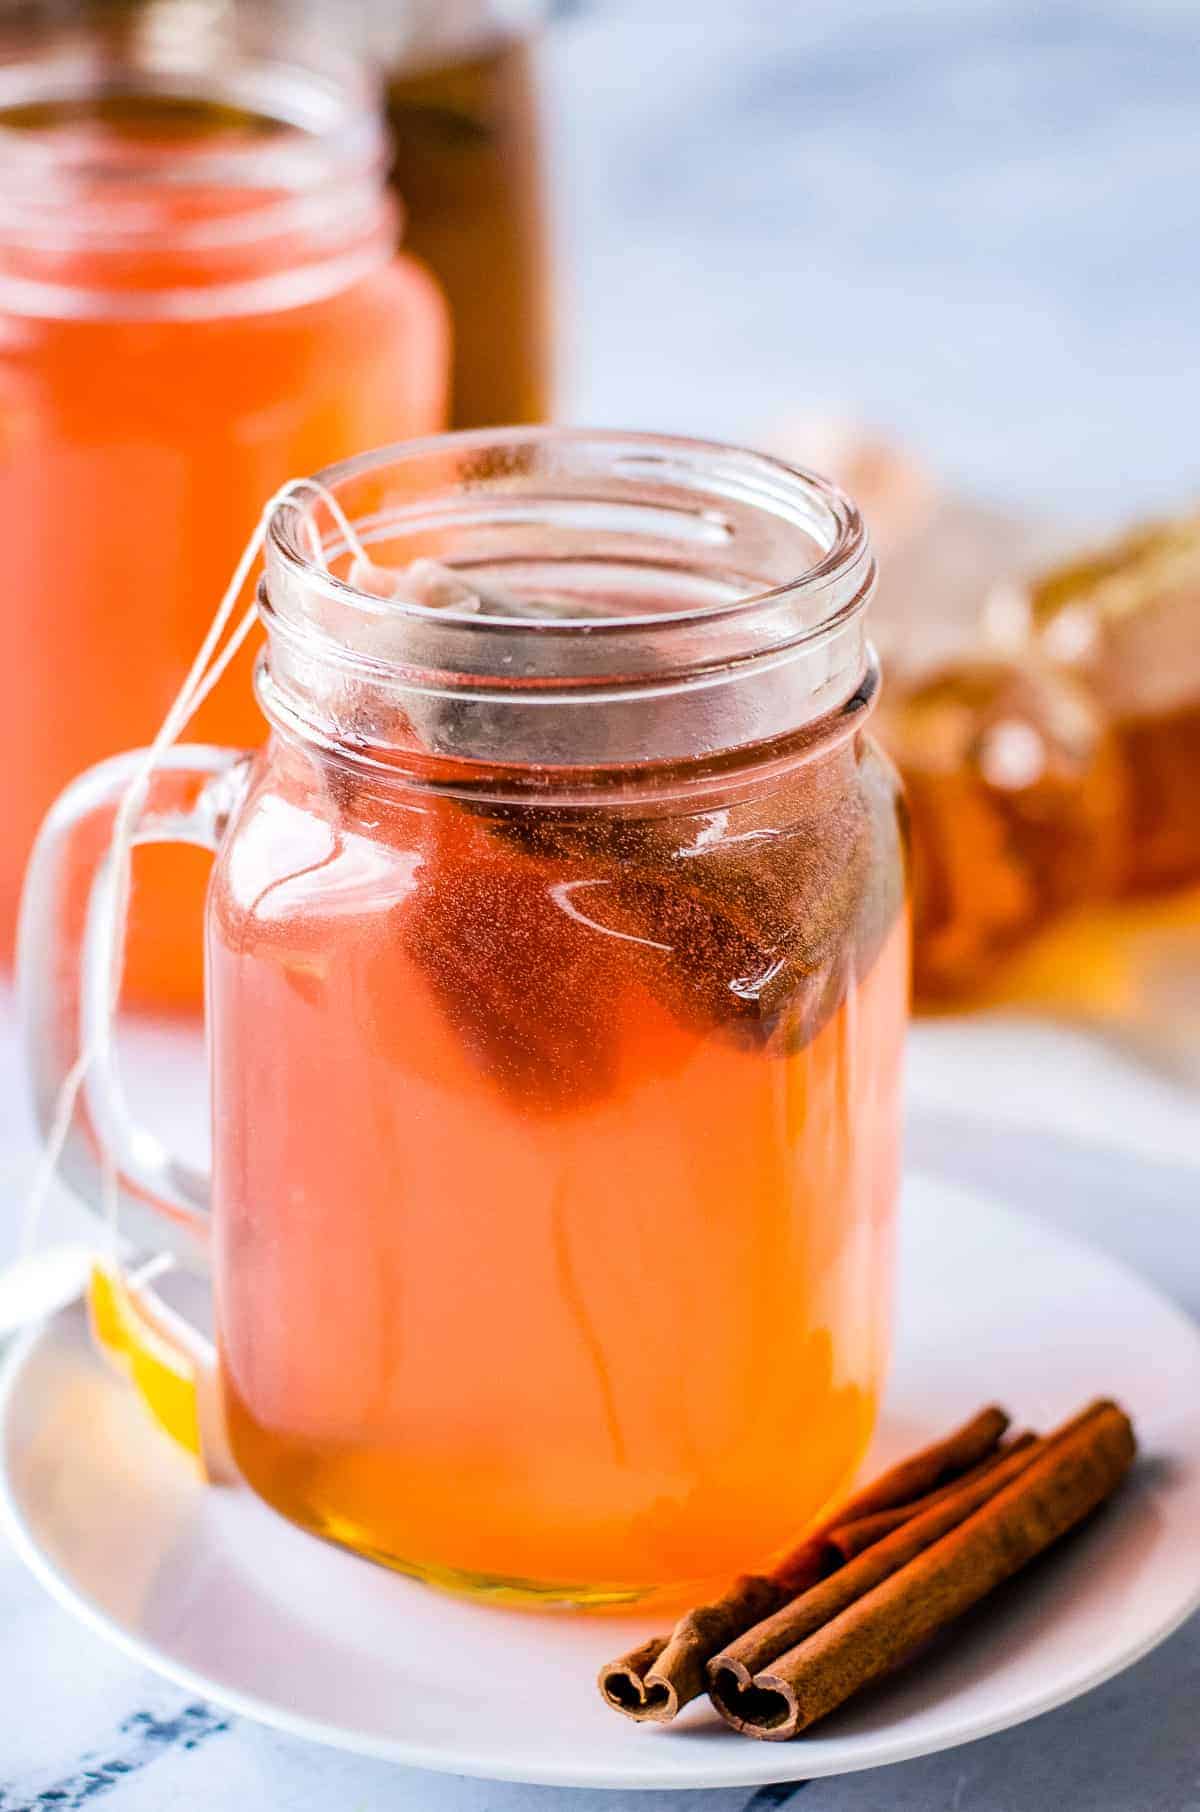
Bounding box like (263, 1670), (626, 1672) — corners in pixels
(347, 552), (564, 619)
(350, 553), (482, 611)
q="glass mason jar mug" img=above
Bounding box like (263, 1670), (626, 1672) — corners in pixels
(23, 430), (909, 1606)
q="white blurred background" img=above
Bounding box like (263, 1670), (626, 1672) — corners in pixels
(548, 0), (1200, 520)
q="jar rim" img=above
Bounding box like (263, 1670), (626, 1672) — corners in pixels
(267, 425), (874, 640)
(0, 30), (393, 316)
(259, 429), (876, 771)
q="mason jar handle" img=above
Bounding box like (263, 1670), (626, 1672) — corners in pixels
(18, 745), (252, 1271)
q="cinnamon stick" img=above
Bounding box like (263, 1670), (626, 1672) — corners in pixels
(709, 1399), (1134, 1740)
(598, 1403), (1010, 1722)
(825, 1431), (1038, 1564)
(712, 1431), (1049, 1687)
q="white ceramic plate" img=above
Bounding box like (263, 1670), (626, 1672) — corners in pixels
(3, 1174), (1199, 1792)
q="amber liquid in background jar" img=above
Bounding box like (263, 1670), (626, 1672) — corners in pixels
(384, 30), (550, 427)
(0, 27), (448, 1004)
(370, 1), (551, 431)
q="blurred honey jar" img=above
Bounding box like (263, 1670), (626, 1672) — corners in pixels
(884, 509), (1200, 1071)
(772, 416), (1200, 1058)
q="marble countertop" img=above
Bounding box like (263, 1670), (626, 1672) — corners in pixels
(4, 0), (1200, 1803)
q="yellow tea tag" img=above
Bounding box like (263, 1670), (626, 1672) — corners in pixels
(87, 1260), (235, 1483)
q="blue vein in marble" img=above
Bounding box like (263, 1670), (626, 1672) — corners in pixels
(743, 1785), (811, 1810)
(0, 1702), (231, 1810)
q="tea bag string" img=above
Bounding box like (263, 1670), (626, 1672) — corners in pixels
(23, 478), (371, 1261)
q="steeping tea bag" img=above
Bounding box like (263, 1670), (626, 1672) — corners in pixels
(394, 824), (629, 1111)
(330, 556), (633, 1106)
(336, 554), (904, 1097)
(392, 765), (895, 1109)
(558, 747), (901, 1059)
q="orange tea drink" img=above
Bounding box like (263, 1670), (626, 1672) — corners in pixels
(212, 748), (906, 1599)
(207, 434), (909, 1602)
(0, 31), (448, 1003)
(22, 433), (907, 1605)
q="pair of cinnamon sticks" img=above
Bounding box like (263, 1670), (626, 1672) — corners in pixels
(599, 1398), (1135, 1740)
